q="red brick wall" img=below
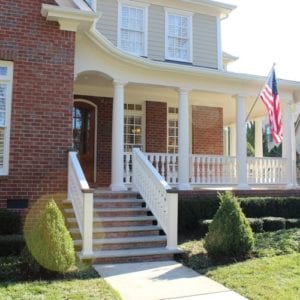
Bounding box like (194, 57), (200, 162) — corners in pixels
(192, 106), (223, 155)
(146, 101), (167, 152)
(0, 0), (75, 214)
(74, 96), (113, 187)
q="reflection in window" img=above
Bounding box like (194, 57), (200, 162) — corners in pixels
(73, 107), (91, 154)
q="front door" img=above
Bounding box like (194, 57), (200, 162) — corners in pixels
(73, 101), (95, 183)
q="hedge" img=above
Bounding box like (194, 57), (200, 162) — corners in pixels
(179, 196), (300, 234)
(0, 235), (25, 257)
(199, 217), (300, 236)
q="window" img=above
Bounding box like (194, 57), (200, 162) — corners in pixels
(165, 9), (193, 62)
(124, 103), (144, 152)
(168, 106), (178, 153)
(0, 61), (13, 176)
(118, 1), (148, 56)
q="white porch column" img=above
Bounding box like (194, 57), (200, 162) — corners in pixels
(229, 124), (236, 156)
(283, 102), (297, 187)
(178, 88), (192, 190)
(110, 80), (127, 191)
(235, 95), (249, 189)
(255, 118), (263, 157)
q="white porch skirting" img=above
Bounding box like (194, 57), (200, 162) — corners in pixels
(124, 152), (288, 187)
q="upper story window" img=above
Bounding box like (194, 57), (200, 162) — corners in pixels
(165, 9), (193, 63)
(118, 1), (149, 57)
(0, 61), (13, 176)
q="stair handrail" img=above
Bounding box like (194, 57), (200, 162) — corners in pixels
(132, 148), (178, 250)
(68, 151), (94, 257)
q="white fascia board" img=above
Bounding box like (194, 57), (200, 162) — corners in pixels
(86, 26), (300, 94)
(41, 4), (100, 32)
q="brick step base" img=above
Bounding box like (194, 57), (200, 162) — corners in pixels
(74, 236), (167, 251)
(65, 207), (150, 218)
(69, 225), (162, 239)
(79, 247), (182, 264)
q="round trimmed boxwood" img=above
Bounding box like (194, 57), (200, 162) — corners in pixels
(204, 191), (254, 259)
(25, 199), (75, 273)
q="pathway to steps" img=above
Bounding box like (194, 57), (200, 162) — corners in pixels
(94, 260), (247, 300)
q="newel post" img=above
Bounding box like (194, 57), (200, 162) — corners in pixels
(81, 189), (94, 257)
(166, 191), (178, 250)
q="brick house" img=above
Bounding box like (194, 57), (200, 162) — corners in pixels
(1, 0), (300, 261)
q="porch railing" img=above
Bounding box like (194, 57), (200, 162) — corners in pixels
(190, 155), (237, 184)
(132, 148), (178, 249)
(247, 157), (287, 185)
(125, 151), (288, 186)
(68, 152), (94, 257)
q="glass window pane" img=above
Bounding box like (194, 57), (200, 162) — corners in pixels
(0, 67), (7, 76)
(0, 128), (4, 166)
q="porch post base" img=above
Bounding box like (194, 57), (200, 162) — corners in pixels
(236, 183), (250, 190)
(178, 183), (192, 191)
(110, 183), (127, 192)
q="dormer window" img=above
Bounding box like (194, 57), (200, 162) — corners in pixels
(118, 1), (148, 57)
(165, 9), (193, 63)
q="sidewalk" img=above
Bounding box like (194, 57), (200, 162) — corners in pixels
(94, 260), (247, 300)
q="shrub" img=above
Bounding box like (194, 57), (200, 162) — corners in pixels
(286, 218), (300, 229)
(178, 197), (220, 233)
(25, 199), (75, 273)
(240, 197), (300, 218)
(0, 235), (25, 257)
(248, 218), (264, 233)
(204, 192), (254, 259)
(0, 209), (22, 235)
(262, 217), (286, 232)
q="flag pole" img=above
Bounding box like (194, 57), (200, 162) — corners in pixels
(245, 63), (276, 122)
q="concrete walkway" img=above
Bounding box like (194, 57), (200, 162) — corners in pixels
(94, 260), (247, 300)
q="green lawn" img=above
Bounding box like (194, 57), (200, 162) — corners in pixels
(179, 228), (300, 300)
(0, 257), (121, 300)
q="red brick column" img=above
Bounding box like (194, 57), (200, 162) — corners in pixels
(146, 101), (167, 153)
(192, 106), (223, 154)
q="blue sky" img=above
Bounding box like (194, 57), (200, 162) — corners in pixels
(221, 0), (300, 81)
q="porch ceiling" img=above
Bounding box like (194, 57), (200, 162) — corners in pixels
(75, 72), (271, 125)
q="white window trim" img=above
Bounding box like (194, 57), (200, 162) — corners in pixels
(117, 0), (149, 57)
(124, 103), (145, 151)
(0, 61), (13, 176)
(165, 7), (193, 63)
(167, 106), (179, 154)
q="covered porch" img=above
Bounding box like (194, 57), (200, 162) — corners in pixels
(73, 32), (299, 191)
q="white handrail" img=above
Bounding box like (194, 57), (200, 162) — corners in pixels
(132, 148), (178, 250)
(68, 151), (93, 257)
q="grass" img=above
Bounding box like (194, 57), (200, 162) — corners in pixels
(179, 228), (300, 300)
(0, 256), (121, 300)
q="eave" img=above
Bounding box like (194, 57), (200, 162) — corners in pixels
(41, 4), (100, 32)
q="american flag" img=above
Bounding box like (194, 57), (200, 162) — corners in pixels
(260, 69), (283, 144)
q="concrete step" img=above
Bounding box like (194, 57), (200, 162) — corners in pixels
(69, 225), (163, 239)
(79, 247), (183, 264)
(74, 236), (167, 251)
(94, 198), (145, 208)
